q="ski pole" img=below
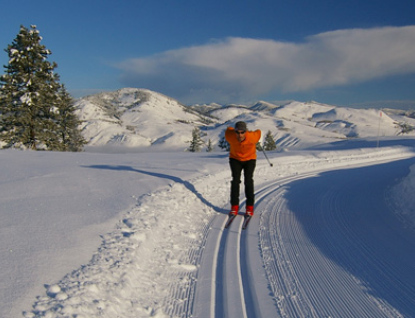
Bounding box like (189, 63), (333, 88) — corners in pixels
(261, 148), (273, 167)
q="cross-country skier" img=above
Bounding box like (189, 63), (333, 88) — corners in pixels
(225, 121), (261, 217)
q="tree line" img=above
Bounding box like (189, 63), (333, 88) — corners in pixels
(188, 127), (277, 152)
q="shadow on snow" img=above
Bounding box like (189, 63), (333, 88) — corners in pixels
(82, 164), (226, 214)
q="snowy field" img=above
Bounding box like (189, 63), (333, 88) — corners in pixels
(1, 137), (415, 317)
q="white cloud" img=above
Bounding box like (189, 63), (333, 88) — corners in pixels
(115, 26), (415, 104)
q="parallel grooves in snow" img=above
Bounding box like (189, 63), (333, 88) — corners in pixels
(192, 147), (415, 318)
(220, 215), (247, 318)
(257, 160), (414, 317)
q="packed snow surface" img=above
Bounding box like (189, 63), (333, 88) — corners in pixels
(1, 137), (415, 317)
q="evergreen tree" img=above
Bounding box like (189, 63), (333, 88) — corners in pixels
(188, 127), (204, 152)
(55, 85), (86, 151)
(218, 135), (230, 151)
(0, 25), (85, 151)
(263, 130), (277, 151)
(206, 138), (213, 152)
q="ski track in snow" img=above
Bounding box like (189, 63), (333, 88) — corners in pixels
(193, 147), (415, 318)
(23, 146), (415, 317)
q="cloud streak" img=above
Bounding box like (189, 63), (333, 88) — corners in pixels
(116, 26), (415, 104)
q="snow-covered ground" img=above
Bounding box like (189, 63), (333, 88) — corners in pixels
(1, 137), (415, 317)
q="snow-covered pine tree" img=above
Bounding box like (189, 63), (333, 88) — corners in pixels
(188, 127), (204, 152)
(218, 135), (230, 151)
(0, 25), (84, 151)
(263, 130), (277, 151)
(55, 85), (86, 151)
(206, 138), (213, 152)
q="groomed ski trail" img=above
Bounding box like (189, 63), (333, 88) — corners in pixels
(192, 146), (415, 318)
(259, 158), (415, 317)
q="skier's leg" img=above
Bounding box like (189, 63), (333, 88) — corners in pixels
(244, 159), (256, 207)
(229, 158), (243, 206)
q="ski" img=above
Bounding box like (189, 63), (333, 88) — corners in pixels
(242, 215), (252, 230)
(224, 214), (237, 228)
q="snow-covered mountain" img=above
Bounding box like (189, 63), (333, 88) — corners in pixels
(75, 88), (213, 150)
(75, 88), (415, 151)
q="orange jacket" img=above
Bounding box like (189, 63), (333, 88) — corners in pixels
(225, 127), (261, 161)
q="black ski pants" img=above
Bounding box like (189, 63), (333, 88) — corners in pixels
(229, 158), (256, 206)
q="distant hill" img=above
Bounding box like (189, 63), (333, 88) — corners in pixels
(75, 88), (415, 152)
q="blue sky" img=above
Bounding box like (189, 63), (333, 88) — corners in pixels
(1, 0), (415, 108)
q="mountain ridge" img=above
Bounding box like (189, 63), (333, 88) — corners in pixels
(75, 88), (415, 152)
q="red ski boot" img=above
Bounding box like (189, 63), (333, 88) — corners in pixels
(229, 205), (239, 216)
(246, 205), (254, 216)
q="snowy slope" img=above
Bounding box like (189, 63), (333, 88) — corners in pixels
(1, 137), (415, 317)
(76, 88), (213, 150)
(75, 88), (415, 151)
